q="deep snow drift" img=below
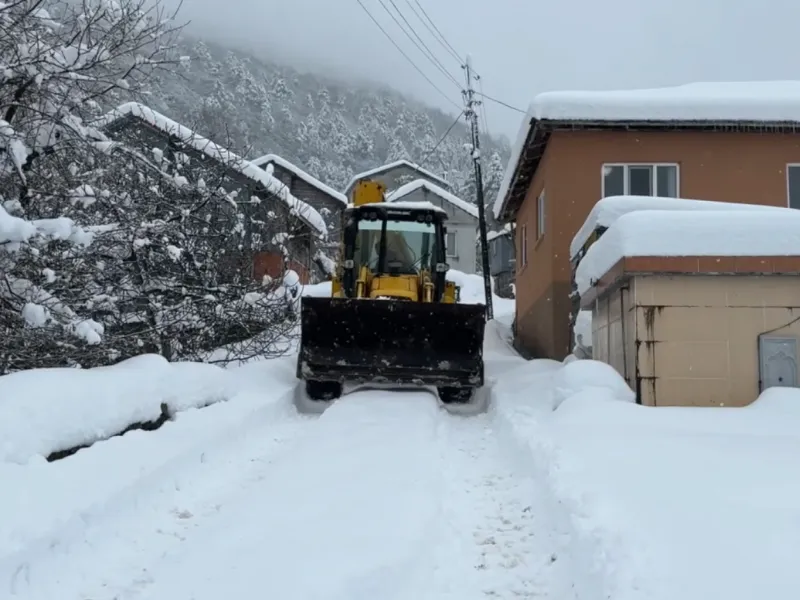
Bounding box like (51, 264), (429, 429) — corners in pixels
(495, 355), (800, 600)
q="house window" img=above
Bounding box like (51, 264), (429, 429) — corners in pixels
(536, 189), (546, 239)
(519, 224), (528, 269)
(446, 231), (457, 257)
(787, 165), (800, 209)
(602, 164), (679, 198)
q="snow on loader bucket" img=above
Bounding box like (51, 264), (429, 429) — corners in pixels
(295, 296), (488, 414)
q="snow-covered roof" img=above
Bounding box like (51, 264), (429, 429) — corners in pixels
(251, 154), (347, 205)
(487, 224), (513, 242)
(386, 179), (477, 219)
(95, 103), (327, 237)
(575, 209), (800, 295)
(344, 160), (449, 194)
(531, 81), (800, 124)
(571, 195), (795, 259)
(493, 80), (800, 222)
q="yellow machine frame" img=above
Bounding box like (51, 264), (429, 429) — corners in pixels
(330, 178), (458, 304)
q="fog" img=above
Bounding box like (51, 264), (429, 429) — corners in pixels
(168, 0), (800, 140)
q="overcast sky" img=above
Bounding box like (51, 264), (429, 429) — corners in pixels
(169, 0), (800, 141)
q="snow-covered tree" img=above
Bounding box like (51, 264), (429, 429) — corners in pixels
(0, 0), (305, 373)
(0, 0), (185, 371)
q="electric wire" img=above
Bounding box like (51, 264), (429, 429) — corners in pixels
(353, 0), (461, 110)
(383, 0), (462, 89)
(408, 0), (463, 64)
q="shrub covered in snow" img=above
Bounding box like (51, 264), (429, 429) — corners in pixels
(551, 359), (635, 410)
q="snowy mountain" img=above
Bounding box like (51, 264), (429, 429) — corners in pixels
(132, 37), (511, 212)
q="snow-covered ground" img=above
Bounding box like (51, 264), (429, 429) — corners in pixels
(2, 271), (799, 600)
(496, 358), (800, 600)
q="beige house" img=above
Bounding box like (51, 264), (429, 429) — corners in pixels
(575, 200), (800, 407)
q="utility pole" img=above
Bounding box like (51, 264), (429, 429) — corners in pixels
(462, 54), (494, 320)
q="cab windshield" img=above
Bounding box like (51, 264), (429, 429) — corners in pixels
(354, 218), (437, 274)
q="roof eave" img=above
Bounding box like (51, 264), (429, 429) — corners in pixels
(495, 116), (800, 223)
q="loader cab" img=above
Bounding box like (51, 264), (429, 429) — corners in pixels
(340, 202), (450, 300)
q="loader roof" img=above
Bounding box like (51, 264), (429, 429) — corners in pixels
(348, 200), (448, 218)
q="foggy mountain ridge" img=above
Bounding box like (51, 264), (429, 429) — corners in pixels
(133, 35), (511, 213)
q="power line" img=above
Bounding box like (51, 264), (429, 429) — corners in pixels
(408, 0), (463, 65)
(353, 0), (461, 110)
(475, 91), (526, 114)
(376, 0), (461, 90)
(418, 109), (464, 168)
(385, 0), (462, 89)
(385, 110), (465, 202)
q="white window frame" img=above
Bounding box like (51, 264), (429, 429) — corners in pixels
(536, 189), (546, 239)
(519, 224), (528, 269)
(786, 164), (800, 209)
(446, 231), (457, 257)
(601, 163), (680, 198)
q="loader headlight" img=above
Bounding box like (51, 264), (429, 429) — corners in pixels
(435, 262), (449, 273)
(343, 259), (355, 269)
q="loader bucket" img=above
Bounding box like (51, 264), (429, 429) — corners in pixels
(297, 296), (485, 388)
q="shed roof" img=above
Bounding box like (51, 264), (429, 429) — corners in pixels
(570, 195), (794, 259)
(575, 208), (800, 295)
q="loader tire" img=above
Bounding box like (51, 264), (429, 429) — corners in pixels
(437, 386), (473, 404)
(305, 380), (342, 402)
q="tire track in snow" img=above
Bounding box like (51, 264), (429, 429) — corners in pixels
(1, 388), (312, 600)
(392, 412), (581, 600)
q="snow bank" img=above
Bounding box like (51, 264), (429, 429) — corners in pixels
(492, 327), (800, 600)
(386, 179), (478, 219)
(570, 195), (793, 259)
(575, 209), (800, 294)
(446, 269), (516, 316)
(0, 355), (236, 464)
(0, 355), (301, 567)
(551, 359), (635, 410)
(530, 80), (800, 124)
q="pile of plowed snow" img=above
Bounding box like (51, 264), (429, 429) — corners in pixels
(492, 346), (800, 600)
(0, 355), (239, 464)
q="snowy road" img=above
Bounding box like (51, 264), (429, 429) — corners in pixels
(2, 332), (582, 600)
(86, 394), (575, 600)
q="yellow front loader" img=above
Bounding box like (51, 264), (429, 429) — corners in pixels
(295, 179), (486, 407)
